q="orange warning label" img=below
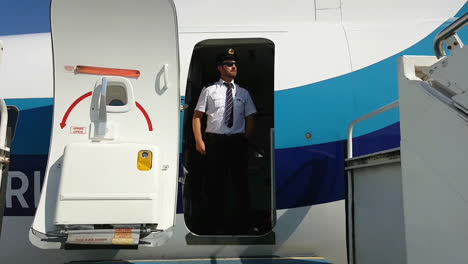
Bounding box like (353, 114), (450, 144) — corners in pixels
(115, 231), (132, 239)
(114, 228), (132, 238)
(115, 228), (132, 233)
(70, 126), (86, 134)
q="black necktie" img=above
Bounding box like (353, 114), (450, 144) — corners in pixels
(224, 82), (234, 128)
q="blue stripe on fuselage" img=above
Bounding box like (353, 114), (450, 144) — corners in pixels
(5, 121), (400, 216)
(276, 9), (468, 149)
(456, 3), (468, 16)
(275, 122), (400, 209)
(5, 98), (53, 155)
(4, 110), (399, 216)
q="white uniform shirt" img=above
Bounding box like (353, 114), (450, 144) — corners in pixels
(195, 79), (257, 134)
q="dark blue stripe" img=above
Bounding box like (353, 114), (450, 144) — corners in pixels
(275, 140), (346, 209)
(353, 122), (400, 157)
(5, 155), (47, 216)
(275, 122), (400, 209)
(5, 122), (400, 216)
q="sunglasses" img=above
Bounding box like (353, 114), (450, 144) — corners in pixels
(222, 62), (237, 67)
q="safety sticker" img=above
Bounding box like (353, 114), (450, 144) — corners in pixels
(112, 228), (136, 245)
(70, 126), (87, 134)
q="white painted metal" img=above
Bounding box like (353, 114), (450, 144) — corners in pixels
(10, 203), (345, 264)
(55, 143), (160, 225)
(347, 101), (399, 159)
(0, 34), (53, 99)
(31, 0), (180, 248)
(399, 34), (468, 264)
(66, 228), (141, 245)
(346, 149), (405, 264)
(0, 41), (3, 64)
(422, 30), (468, 114)
(341, 0), (466, 71)
(94, 77), (108, 139)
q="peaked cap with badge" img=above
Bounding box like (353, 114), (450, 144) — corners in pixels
(216, 48), (237, 65)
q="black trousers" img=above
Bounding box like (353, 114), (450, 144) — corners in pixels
(204, 133), (250, 234)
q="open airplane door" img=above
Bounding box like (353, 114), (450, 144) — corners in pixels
(0, 99), (10, 238)
(0, 42), (5, 237)
(0, 42), (19, 238)
(30, 0), (180, 249)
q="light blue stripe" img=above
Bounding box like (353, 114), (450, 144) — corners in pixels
(5, 98), (53, 111)
(5, 98), (53, 155)
(275, 15), (468, 149)
(2, 4), (467, 152)
(456, 3), (468, 17)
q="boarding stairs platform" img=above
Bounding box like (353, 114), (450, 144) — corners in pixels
(346, 13), (468, 264)
(65, 257), (330, 264)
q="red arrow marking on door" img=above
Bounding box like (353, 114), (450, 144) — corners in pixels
(135, 102), (153, 131)
(60, 92), (93, 129)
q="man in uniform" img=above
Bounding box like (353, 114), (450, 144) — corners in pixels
(192, 48), (257, 234)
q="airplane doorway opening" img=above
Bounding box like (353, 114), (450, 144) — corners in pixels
(182, 38), (275, 237)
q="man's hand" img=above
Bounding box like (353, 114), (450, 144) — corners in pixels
(195, 139), (206, 155)
(193, 110), (206, 155)
(245, 114), (255, 139)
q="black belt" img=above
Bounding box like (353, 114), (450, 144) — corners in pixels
(205, 132), (244, 138)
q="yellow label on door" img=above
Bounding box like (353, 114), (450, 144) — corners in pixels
(137, 150), (153, 171)
(112, 238), (135, 245)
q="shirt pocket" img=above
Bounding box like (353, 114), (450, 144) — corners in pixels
(211, 95), (225, 109)
(235, 97), (245, 116)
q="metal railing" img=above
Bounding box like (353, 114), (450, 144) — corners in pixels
(347, 101), (399, 159)
(0, 98), (8, 152)
(435, 13), (468, 58)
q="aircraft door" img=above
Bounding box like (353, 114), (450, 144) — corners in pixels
(182, 40), (276, 238)
(0, 100), (18, 238)
(30, 0), (179, 249)
(0, 99), (9, 237)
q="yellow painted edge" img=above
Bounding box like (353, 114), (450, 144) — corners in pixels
(111, 238), (135, 245)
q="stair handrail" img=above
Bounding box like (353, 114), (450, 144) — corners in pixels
(347, 101), (399, 159)
(435, 13), (468, 58)
(0, 98), (8, 151)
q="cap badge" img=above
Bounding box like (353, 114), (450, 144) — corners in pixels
(228, 48), (235, 55)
